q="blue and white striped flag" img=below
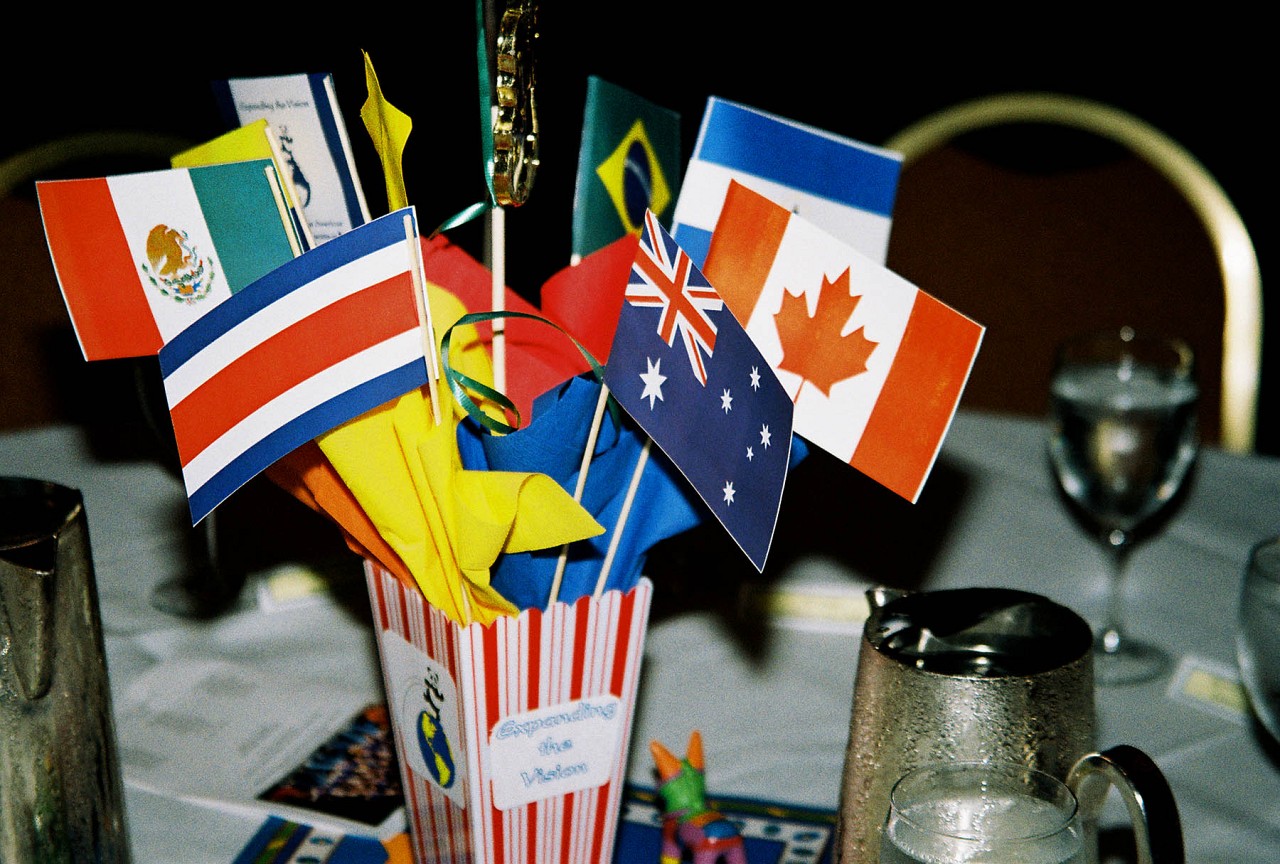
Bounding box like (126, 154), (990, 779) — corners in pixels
(159, 207), (429, 524)
(671, 96), (902, 268)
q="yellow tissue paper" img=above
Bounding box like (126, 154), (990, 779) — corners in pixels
(316, 284), (603, 625)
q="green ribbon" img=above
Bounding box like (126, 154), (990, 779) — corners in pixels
(441, 310), (615, 436)
(429, 200), (489, 239)
(475, 0), (498, 207)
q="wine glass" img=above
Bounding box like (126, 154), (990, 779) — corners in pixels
(131, 356), (244, 618)
(1047, 326), (1199, 686)
(1237, 535), (1280, 747)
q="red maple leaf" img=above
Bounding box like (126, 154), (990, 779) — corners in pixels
(774, 268), (878, 398)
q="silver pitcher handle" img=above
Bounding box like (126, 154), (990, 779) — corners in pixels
(1066, 744), (1185, 864)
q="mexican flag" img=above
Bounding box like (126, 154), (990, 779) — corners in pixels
(37, 159), (300, 360)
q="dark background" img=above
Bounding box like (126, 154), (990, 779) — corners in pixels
(3, 12), (1271, 451)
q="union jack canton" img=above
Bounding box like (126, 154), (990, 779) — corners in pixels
(625, 210), (723, 385)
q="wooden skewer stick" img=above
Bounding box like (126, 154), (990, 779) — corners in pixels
(264, 125), (316, 251)
(262, 165), (303, 259)
(404, 214), (441, 426)
(547, 382), (610, 605)
(594, 437), (652, 600)
(486, 106), (507, 397)
(488, 205), (506, 395)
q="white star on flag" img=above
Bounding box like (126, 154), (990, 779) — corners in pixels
(640, 356), (667, 409)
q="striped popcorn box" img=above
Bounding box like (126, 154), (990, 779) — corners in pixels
(365, 562), (654, 864)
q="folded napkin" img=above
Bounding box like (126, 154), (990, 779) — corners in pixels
(458, 373), (704, 608)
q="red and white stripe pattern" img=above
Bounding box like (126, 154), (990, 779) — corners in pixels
(159, 207), (428, 524)
(366, 563), (653, 863)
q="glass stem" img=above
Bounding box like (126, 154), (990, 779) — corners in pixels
(1099, 528), (1134, 654)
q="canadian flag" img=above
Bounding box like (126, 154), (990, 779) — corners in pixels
(703, 180), (985, 503)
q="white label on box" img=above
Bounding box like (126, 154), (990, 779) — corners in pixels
(380, 631), (467, 808)
(488, 696), (624, 810)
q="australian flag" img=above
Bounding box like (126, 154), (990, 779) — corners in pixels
(604, 210), (793, 571)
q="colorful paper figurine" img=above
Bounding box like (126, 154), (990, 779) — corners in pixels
(703, 181), (985, 503)
(649, 731), (747, 864)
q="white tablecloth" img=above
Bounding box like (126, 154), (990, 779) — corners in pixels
(2, 410), (1277, 862)
(632, 410), (1280, 863)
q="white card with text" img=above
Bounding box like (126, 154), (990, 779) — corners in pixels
(488, 696), (624, 809)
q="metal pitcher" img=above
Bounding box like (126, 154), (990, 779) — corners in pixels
(1, 477), (131, 862)
(835, 586), (1183, 863)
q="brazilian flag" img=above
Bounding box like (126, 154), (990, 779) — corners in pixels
(571, 76), (682, 262)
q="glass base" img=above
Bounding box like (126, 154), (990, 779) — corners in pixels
(1093, 636), (1172, 686)
(149, 572), (243, 619)
(148, 513), (245, 620)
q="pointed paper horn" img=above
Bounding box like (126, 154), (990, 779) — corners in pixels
(687, 729), (705, 772)
(650, 739), (682, 782)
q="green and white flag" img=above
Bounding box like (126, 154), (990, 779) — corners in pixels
(38, 159), (300, 360)
(571, 77), (681, 263)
